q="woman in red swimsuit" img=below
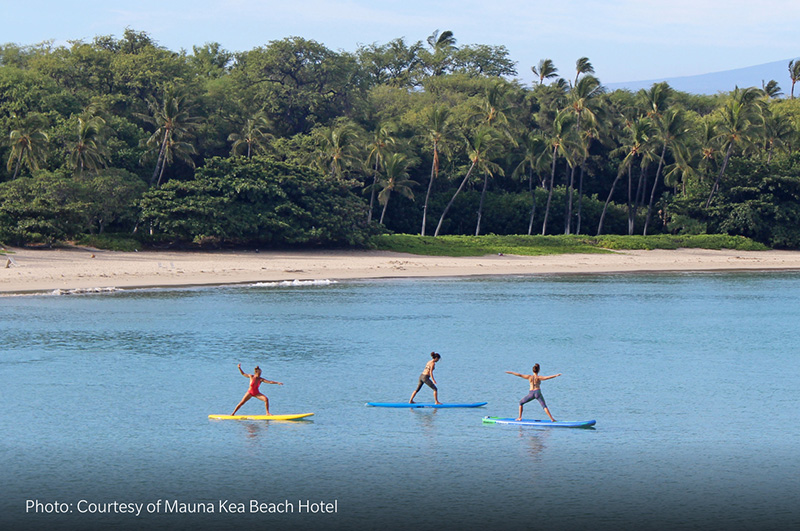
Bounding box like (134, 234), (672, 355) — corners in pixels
(231, 364), (283, 416)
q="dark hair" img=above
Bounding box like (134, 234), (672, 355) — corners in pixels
(431, 352), (441, 360)
(532, 363), (540, 374)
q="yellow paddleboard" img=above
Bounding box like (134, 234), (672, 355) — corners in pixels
(208, 413), (314, 421)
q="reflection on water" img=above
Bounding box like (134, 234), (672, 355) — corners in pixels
(517, 428), (550, 461)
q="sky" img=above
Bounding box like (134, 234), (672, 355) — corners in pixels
(3, 0), (800, 85)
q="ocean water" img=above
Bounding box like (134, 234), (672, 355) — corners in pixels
(1, 273), (799, 530)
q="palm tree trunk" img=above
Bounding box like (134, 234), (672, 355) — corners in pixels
(379, 195), (390, 224)
(527, 168), (537, 236)
(151, 135), (168, 186)
(541, 146), (558, 235)
(564, 164), (576, 234)
(576, 160), (586, 234)
(706, 142), (734, 208)
(421, 144), (438, 235)
(597, 171), (623, 235)
(434, 160), (477, 237)
(475, 172), (489, 236)
(644, 143), (667, 236)
(367, 159), (379, 223)
(12, 151), (23, 179)
(631, 165), (647, 235)
(626, 165), (634, 235)
(156, 159), (168, 187)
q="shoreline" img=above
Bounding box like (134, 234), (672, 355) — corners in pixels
(4, 246), (800, 294)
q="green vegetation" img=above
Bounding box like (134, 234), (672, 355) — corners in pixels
(371, 234), (766, 256)
(138, 156), (371, 247)
(75, 234), (142, 252)
(1, 28), (799, 250)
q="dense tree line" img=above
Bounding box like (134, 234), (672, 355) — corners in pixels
(2, 28), (800, 248)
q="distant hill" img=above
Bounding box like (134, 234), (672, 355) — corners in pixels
(605, 58), (800, 95)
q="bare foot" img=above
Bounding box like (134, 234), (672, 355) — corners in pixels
(435, 402), (443, 405)
(409, 400), (415, 404)
(515, 417), (522, 421)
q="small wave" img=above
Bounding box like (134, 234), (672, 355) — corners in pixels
(249, 279), (337, 288)
(50, 286), (120, 296)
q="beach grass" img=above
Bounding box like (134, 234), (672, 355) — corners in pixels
(370, 234), (768, 257)
(75, 234), (143, 252)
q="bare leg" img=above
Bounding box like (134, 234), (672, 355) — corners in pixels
(231, 393), (252, 415)
(434, 389), (442, 405)
(254, 394), (271, 416)
(517, 404), (523, 421)
(544, 406), (556, 422)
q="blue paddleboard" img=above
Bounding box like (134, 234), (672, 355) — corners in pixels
(483, 416), (596, 428)
(366, 402), (487, 408)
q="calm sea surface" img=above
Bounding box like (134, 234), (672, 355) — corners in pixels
(1, 273), (799, 530)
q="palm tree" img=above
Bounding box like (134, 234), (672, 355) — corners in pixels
(631, 136), (658, 234)
(541, 110), (576, 235)
(643, 108), (690, 235)
(70, 114), (111, 174)
(761, 79), (783, 99)
(365, 125), (396, 222)
(635, 82), (674, 234)
(427, 30), (456, 52)
(638, 82), (672, 120)
(421, 106), (452, 235)
(697, 117), (719, 182)
(575, 122), (604, 234)
(157, 137), (197, 185)
(564, 74), (603, 234)
(426, 30), (457, 76)
(606, 113), (656, 235)
(312, 123), (359, 180)
(474, 151), (504, 236)
(662, 143), (696, 196)
(6, 113), (49, 179)
(137, 88), (200, 186)
(532, 59), (558, 85)
(789, 60), (800, 99)
(512, 132), (548, 235)
(761, 108), (793, 164)
(228, 112), (273, 158)
(434, 127), (494, 237)
(374, 153), (416, 225)
(574, 57), (595, 86)
(705, 87), (762, 207)
(470, 81), (513, 132)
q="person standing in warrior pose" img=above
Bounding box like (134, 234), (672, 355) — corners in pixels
(506, 364), (561, 421)
(231, 364), (283, 416)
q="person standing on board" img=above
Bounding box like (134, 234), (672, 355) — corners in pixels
(231, 364), (283, 416)
(506, 364), (561, 421)
(409, 352), (442, 404)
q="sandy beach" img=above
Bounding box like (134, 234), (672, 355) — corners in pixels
(4, 246), (800, 294)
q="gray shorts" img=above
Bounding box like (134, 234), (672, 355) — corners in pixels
(520, 389), (546, 408)
(415, 374), (437, 392)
